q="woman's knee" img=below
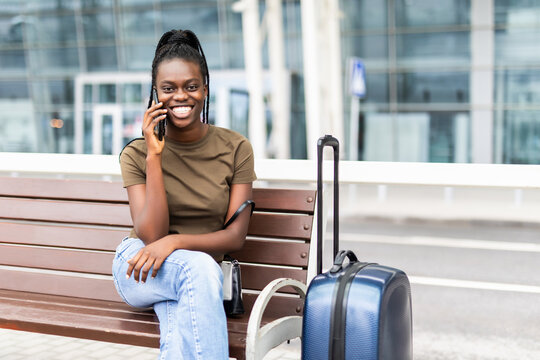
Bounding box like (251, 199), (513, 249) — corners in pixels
(168, 250), (222, 290)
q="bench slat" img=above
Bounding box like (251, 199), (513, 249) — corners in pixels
(252, 188), (315, 214)
(230, 239), (309, 267)
(248, 213), (313, 240)
(0, 244), (114, 275)
(0, 221), (127, 251)
(0, 268), (120, 302)
(0, 177), (128, 202)
(0, 197), (132, 226)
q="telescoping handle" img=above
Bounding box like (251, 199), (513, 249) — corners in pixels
(317, 135), (339, 275)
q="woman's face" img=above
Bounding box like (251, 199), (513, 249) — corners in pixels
(155, 58), (207, 132)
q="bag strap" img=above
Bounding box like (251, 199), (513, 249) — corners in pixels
(223, 200), (255, 229)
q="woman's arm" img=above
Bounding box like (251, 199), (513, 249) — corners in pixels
(126, 101), (170, 244)
(126, 182), (253, 282)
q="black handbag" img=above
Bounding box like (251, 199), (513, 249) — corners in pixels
(221, 200), (255, 316)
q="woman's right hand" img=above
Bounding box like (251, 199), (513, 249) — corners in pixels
(142, 101), (167, 155)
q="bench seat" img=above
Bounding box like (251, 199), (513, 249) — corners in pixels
(0, 177), (316, 360)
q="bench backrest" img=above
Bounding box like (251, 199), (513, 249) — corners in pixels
(0, 176), (315, 318)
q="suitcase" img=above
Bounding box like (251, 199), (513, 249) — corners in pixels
(302, 135), (413, 360)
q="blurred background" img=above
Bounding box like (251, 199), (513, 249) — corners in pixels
(2, 0), (540, 164)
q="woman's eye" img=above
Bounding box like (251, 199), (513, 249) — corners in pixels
(162, 87), (174, 93)
(187, 84), (199, 91)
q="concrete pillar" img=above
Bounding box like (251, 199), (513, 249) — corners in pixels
(471, 0), (494, 163)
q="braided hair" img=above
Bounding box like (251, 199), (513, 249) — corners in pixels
(148, 29), (210, 124)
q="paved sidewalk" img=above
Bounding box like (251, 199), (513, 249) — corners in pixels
(0, 328), (300, 360)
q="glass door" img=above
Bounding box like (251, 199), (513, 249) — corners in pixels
(92, 104), (122, 155)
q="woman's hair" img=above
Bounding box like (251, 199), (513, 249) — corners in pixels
(149, 29), (210, 124)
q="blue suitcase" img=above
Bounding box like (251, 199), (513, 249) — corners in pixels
(302, 135), (413, 360)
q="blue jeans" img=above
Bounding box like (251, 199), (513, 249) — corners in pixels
(112, 237), (229, 360)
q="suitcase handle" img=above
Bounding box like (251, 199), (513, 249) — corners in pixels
(317, 135), (340, 275)
(329, 250), (358, 273)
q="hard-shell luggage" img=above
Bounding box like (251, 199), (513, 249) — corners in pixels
(302, 135), (413, 360)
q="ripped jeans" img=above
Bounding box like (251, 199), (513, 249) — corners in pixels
(112, 237), (228, 360)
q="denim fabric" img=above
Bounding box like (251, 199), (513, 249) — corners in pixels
(112, 237), (229, 360)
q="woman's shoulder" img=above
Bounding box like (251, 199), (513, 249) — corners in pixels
(119, 137), (146, 161)
(211, 126), (250, 146)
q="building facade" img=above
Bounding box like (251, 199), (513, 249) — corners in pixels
(0, 0), (539, 163)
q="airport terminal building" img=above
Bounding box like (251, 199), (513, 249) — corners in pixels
(0, 0), (538, 164)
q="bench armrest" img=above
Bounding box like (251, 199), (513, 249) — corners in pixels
(245, 278), (307, 360)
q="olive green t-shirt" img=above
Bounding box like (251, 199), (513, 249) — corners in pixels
(120, 125), (257, 238)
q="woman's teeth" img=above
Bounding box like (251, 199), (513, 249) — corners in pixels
(173, 106), (191, 114)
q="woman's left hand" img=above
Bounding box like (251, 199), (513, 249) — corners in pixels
(126, 236), (175, 283)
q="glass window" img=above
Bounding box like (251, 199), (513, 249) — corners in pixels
(25, 0), (77, 12)
(495, 29), (540, 66)
(26, 14), (77, 46)
(122, 44), (155, 71)
(99, 84), (116, 103)
(199, 38), (222, 69)
(1, 15), (27, 44)
(122, 109), (144, 144)
(84, 84), (93, 104)
(499, 111), (540, 164)
(0, 50), (26, 70)
(120, 10), (157, 43)
(30, 47), (80, 73)
(223, 6), (243, 35)
(282, 1), (302, 35)
(82, 13), (116, 42)
(84, 110), (92, 154)
(122, 83), (142, 104)
(223, 38), (244, 69)
(47, 79), (74, 105)
(396, 31), (470, 67)
(161, 5), (219, 36)
(360, 111), (469, 162)
(494, 69), (540, 105)
(0, 80), (29, 99)
(341, 0), (387, 31)
(360, 73), (389, 104)
(428, 112), (469, 163)
(397, 72), (469, 103)
(395, 0), (470, 28)
(86, 46), (118, 71)
(342, 34), (388, 70)
(80, 0), (113, 11)
(495, 0), (540, 26)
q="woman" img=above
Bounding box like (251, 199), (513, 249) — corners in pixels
(112, 29), (256, 360)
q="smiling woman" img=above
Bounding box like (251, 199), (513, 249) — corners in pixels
(112, 29), (256, 360)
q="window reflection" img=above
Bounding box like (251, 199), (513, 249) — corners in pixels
(500, 111), (540, 164)
(395, 0), (470, 28)
(495, 29), (540, 65)
(83, 13), (116, 42)
(396, 32), (470, 67)
(27, 15), (77, 46)
(86, 46), (117, 71)
(397, 72), (469, 103)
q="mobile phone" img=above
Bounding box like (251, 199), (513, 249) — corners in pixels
(152, 88), (166, 141)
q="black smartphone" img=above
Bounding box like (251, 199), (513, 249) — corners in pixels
(152, 88), (166, 141)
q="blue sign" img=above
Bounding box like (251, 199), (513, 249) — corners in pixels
(349, 58), (366, 98)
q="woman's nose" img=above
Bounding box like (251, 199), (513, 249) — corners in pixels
(173, 89), (188, 100)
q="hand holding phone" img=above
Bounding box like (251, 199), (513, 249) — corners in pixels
(152, 88), (166, 141)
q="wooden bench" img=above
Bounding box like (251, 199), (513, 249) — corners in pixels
(0, 176), (316, 360)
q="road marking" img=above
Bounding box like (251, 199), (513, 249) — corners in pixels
(409, 276), (540, 294)
(339, 233), (540, 253)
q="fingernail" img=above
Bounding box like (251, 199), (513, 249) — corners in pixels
(126, 275), (130, 279)
(141, 280), (145, 284)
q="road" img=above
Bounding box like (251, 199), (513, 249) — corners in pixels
(325, 218), (540, 359)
